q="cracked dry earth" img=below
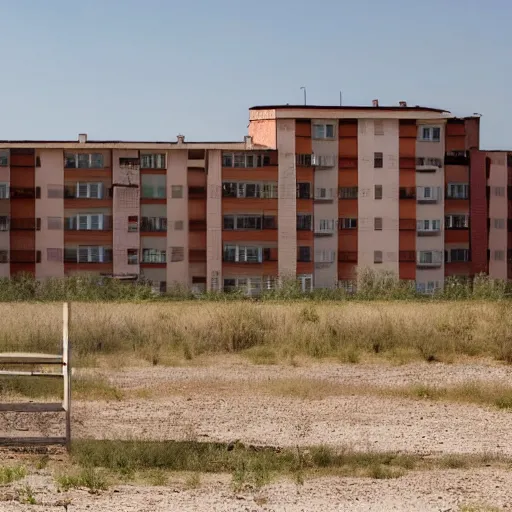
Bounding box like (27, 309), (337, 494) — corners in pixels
(2, 359), (512, 511)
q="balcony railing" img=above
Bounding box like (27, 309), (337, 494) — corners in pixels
(64, 216), (112, 230)
(417, 227), (441, 236)
(10, 250), (42, 264)
(416, 157), (442, 172)
(399, 251), (415, 262)
(399, 219), (416, 231)
(189, 220), (207, 231)
(399, 188), (416, 200)
(338, 251), (357, 262)
(311, 155), (336, 168)
(140, 217), (167, 232)
(445, 150), (469, 166)
(10, 187), (40, 199)
(10, 218), (41, 231)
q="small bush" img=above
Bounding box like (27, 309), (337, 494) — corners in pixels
(0, 465), (26, 485)
(56, 467), (109, 493)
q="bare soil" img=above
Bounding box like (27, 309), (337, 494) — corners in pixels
(2, 359), (512, 511)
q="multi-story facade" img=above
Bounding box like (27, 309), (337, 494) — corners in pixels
(0, 101), (509, 293)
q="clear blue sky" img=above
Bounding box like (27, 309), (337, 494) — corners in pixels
(0, 0), (510, 148)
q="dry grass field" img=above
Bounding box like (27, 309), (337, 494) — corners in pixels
(1, 301), (512, 511)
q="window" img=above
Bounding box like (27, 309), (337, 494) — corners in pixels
(128, 216), (138, 232)
(298, 274), (313, 292)
(374, 152), (383, 168)
(296, 154), (312, 167)
(47, 217), (62, 230)
(417, 281), (440, 295)
(140, 154), (166, 169)
(417, 219), (441, 232)
(65, 153), (104, 169)
(0, 151), (8, 166)
(418, 251), (443, 265)
(315, 250), (336, 263)
(127, 249), (138, 265)
(313, 124), (335, 139)
(339, 280), (356, 293)
(416, 157), (443, 168)
(222, 152), (270, 168)
(339, 187), (358, 199)
(76, 182), (104, 199)
(493, 186), (506, 197)
(142, 249), (166, 263)
(374, 251), (383, 264)
(315, 187), (333, 200)
(297, 214), (312, 231)
(446, 249), (470, 263)
(119, 157), (140, 168)
(67, 214), (104, 231)
(494, 250), (505, 261)
(0, 216), (8, 231)
(419, 126), (441, 142)
(374, 185), (383, 200)
(141, 217), (166, 232)
(374, 217), (383, 230)
(339, 218), (357, 230)
(317, 219), (335, 233)
(77, 246), (107, 263)
(298, 246), (311, 262)
(0, 183), (9, 199)
(170, 247), (185, 262)
(445, 215), (469, 229)
(223, 245), (263, 263)
(493, 218), (505, 230)
(446, 183), (469, 199)
(223, 215), (263, 230)
(374, 120), (384, 136)
(417, 186), (440, 202)
(46, 248), (63, 262)
(0, 250), (7, 263)
(297, 183), (311, 199)
(171, 185), (183, 198)
(47, 185), (64, 198)
(223, 182), (278, 198)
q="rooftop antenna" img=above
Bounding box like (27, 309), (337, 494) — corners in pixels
(300, 86), (307, 106)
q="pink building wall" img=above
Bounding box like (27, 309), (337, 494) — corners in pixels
(488, 152), (508, 280)
(35, 149), (64, 278)
(167, 150), (189, 287)
(112, 149), (140, 276)
(206, 150), (222, 290)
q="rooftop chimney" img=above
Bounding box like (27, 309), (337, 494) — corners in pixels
(399, 101), (407, 107)
(244, 135), (253, 149)
(177, 134), (185, 144)
(78, 133), (87, 143)
(372, 99), (379, 107)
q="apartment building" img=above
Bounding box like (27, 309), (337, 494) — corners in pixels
(0, 101), (509, 294)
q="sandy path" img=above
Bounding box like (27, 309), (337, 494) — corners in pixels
(2, 468), (511, 511)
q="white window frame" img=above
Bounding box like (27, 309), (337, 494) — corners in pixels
(340, 218), (357, 229)
(76, 182), (104, 199)
(315, 250), (336, 263)
(142, 248), (167, 263)
(312, 123), (335, 140)
(298, 274), (313, 292)
(418, 251), (443, 265)
(418, 125), (441, 142)
(317, 219), (335, 233)
(417, 186), (440, 201)
(224, 245), (263, 263)
(76, 214), (104, 230)
(78, 246), (105, 263)
(445, 215), (469, 229)
(66, 153), (104, 169)
(417, 219), (441, 232)
(446, 183), (469, 199)
(446, 249), (470, 263)
(140, 154), (166, 169)
(315, 187), (334, 200)
(0, 183), (9, 199)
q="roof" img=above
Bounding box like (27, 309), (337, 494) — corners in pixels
(249, 104), (449, 113)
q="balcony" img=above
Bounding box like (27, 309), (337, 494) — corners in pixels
(417, 227), (441, 236)
(445, 151), (469, 166)
(10, 218), (41, 231)
(399, 219), (416, 231)
(417, 251), (443, 268)
(10, 250), (41, 264)
(399, 188), (416, 200)
(10, 187), (40, 199)
(64, 248), (113, 263)
(189, 186), (206, 199)
(189, 249), (206, 262)
(399, 251), (415, 262)
(338, 251), (357, 263)
(416, 157), (442, 172)
(189, 220), (207, 231)
(64, 216), (112, 231)
(314, 189), (335, 203)
(314, 225), (335, 237)
(140, 217), (167, 232)
(339, 157), (358, 169)
(311, 155), (336, 169)
(223, 215), (277, 231)
(417, 187), (441, 204)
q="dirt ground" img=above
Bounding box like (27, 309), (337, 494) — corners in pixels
(2, 359), (512, 511)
